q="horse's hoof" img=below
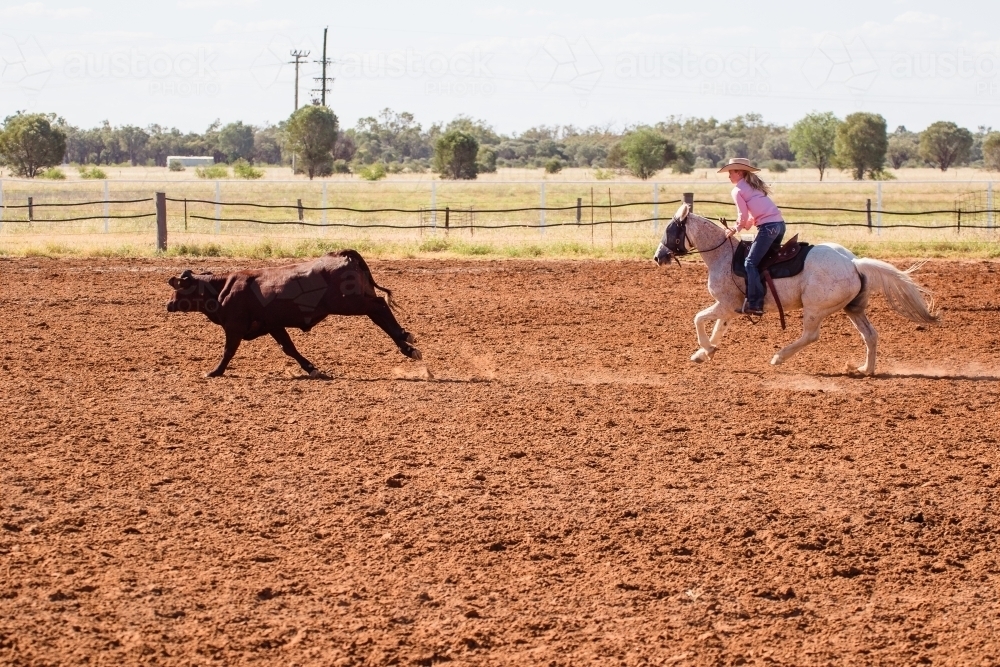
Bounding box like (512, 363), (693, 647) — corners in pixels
(770, 354), (784, 366)
(407, 347), (423, 361)
(857, 366), (875, 376)
(309, 369), (331, 379)
(690, 349), (709, 363)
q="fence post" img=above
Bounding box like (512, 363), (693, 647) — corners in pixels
(653, 183), (659, 231)
(322, 182), (328, 232)
(576, 197), (582, 225)
(214, 181), (221, 234)
(957, 207), (961, 235)
(876, 182), (882, 234)
(683, 191), (694, 212)
(866, 198), (872, 232)
(184, 198), (188, 231)
(103, 180), (109, 233)
(988, 182), (994, 229)
(155, 192), (167, 252)
(28, 196), (34, 224)
(539, 182), (545, 232)
(0, 178), (4, 231)
(297, 198), (304, 222)
(431, 181), (437, 230)
(445, 206), (450, 233)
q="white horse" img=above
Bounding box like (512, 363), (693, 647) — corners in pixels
(652, 204), (936, 375)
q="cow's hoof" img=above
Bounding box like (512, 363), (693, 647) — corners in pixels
(309, 369), (331, 379)
(405, 332), (417, 344)
(205, 371), (224, 378)
(407, 347), (423, 361)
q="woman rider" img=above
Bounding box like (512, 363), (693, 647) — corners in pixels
(719, 158), (786, 316)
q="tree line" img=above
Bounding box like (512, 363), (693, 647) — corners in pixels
(1, 107), (999, 181)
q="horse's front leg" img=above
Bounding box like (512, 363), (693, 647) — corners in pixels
(691, 301), (726, 363)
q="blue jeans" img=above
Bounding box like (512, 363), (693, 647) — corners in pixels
(744, 221), (785, 309)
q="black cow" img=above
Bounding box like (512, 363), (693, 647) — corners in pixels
(166, 250), (421, 377)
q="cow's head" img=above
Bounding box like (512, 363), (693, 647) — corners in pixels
(167, 269), (220, 313)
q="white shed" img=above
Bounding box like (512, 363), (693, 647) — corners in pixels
(167, 156), (216, 167)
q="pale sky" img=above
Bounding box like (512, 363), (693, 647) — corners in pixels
(1, 0), (998, 133)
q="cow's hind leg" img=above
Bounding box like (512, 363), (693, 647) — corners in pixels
(270, 328), (319, 375)
(366, 297), (422, 360)
(208, 329), (242, 377)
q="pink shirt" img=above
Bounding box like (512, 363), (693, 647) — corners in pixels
(732, 179), (783, 229)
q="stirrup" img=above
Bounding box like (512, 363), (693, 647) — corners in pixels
(735, 303), (764, 316)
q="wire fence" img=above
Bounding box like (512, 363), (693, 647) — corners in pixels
(0, 179), (998, 250)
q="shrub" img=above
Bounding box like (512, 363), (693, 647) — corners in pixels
(358, 163), (387, 181)
(78, 166), (108, 179)
(168, 159), (185, 172)
(0, 112), (67, 178)
(544, 158), (563, 174)
(789, 111), (841, 181)
(834, 112), (888, 180)
(593, 168), (614, 180)
(476, 146), (498, 174)
(919, 121), (974, 171)
(285, 105), (339, 180)
(232, 159), (264, 180)
(671, 148), (696, 174)
(433, 130), (479, 179)
(40, 167), (66, 180)
(331, 159), (351, 174)
(618, 128), (676, 180)
(761, 160), (788, 173)
(983, 133), (1000, 171)
(195, 164), (229, 179)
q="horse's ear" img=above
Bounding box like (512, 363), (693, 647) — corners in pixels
(674, 203), (690, 221)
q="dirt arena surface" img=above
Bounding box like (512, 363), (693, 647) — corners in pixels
(2, 256), (1000, 666)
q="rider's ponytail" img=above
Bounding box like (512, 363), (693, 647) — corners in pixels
(742, 171), (772, 196)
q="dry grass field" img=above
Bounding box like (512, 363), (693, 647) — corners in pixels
(0, 167), (997, 259)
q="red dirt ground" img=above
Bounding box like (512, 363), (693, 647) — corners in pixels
(2, 257), (1000, 666)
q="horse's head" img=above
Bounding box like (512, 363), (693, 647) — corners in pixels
(653, 203), (691, 266)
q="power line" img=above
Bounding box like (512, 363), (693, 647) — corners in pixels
(289, 49), (310, 112)
(311, 26), (333, 106)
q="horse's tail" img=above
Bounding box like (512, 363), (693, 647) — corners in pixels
(852, 258), (937, 323)
(337, 249), (399, 312)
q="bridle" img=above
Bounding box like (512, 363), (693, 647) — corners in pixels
(662, 214), (734, 259)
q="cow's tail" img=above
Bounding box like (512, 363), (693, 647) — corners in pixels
(338, 249), (399, 312)
(852, 258), (937, 323)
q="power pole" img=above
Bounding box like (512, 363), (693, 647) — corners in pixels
(312, 26), (333, 106)
(289, 49), (310, 112)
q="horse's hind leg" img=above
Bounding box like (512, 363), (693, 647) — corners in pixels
(770, 310), (829, 367)
(845, 309), (878, 376)
(691, 302), (726, 363)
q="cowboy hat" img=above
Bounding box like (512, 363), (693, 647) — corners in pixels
(717, 157), (760, 173)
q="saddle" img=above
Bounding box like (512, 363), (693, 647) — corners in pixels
(732, 235), (814, 329)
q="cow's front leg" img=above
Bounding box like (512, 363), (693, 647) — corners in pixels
(270, 328), (318, 375)
(208, 329), (242, 377)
